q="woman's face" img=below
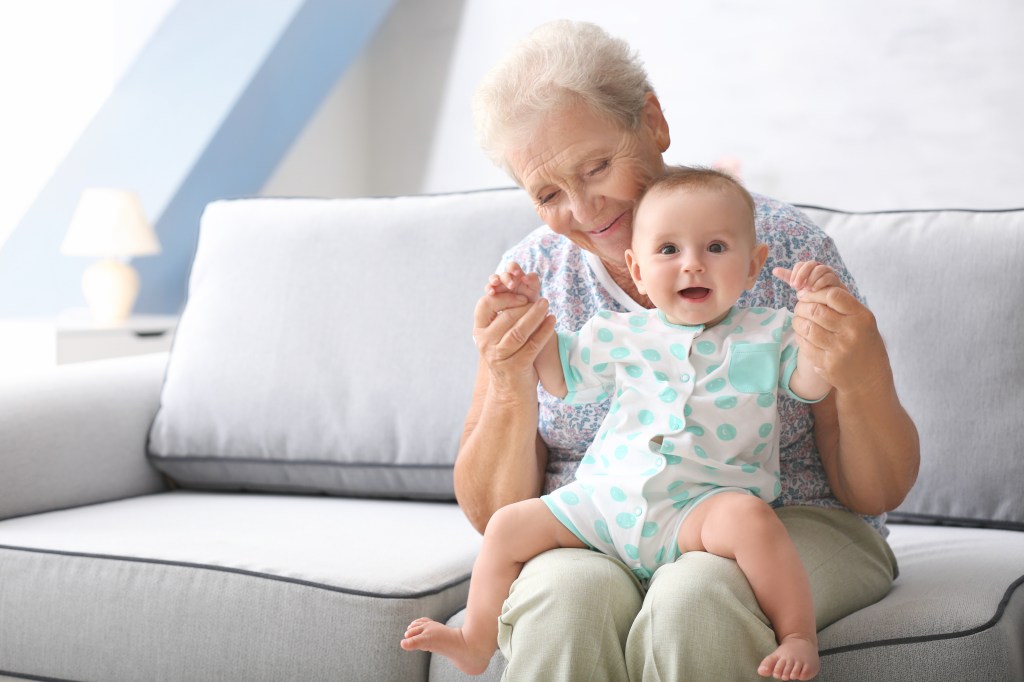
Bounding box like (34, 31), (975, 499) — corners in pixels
(505, 95), (670, 268)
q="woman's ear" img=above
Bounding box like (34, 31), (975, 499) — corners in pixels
(625, 249), (647, 294)
(747, 243), (770, 287)
(642, 92), (671, 153)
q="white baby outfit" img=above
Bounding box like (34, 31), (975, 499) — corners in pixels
(541, 306), (818, 580)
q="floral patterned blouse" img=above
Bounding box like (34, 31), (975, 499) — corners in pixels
(498, 193), (886, 536)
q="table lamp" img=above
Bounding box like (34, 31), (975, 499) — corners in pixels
(60, 188), (161, 326)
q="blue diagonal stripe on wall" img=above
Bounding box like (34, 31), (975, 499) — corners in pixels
(0, 0), (394, 316)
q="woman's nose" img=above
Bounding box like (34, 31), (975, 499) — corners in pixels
(568, 191), (601, 225)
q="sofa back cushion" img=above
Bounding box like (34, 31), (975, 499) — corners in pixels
(148, 189), (539, 499)
(800, 206), (1024, 530)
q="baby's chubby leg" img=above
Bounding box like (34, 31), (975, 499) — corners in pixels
(401, 498), (585, 675)
(677, 492), (819, 681)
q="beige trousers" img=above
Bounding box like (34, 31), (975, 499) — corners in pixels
(496, 506), (898, 682)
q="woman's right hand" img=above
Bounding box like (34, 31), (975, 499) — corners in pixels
(473, 265), (557, 398)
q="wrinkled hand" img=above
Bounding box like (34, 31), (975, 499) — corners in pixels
(474, 262), (556, 397)
(774, 262), (889, 394)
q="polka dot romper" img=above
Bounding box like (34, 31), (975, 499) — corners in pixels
(541, 306), (820, 581)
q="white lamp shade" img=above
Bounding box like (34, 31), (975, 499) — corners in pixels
(61, 188), (161, 258)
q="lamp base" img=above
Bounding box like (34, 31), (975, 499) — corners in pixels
(81, 259), (139, 326)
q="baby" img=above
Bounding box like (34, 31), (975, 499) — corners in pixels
(402, 167), (843, 680)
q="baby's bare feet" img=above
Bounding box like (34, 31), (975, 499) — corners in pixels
(400, 617), (494, 676)
(757, 633), (819, 680)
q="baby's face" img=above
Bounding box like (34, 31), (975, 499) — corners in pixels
(627, 186), (766, 327)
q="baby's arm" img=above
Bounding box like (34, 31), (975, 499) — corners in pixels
(489, 263), (567, 399)
(772, 261), (842, 402)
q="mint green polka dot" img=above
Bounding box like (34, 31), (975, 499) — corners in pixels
(655, 547), (666, 563)
(581, 347), (591, 364)
(625, 544), (640, 560)
(642, 349), (662, 361)
(695, 445), (708, 458)
(753, 443), (767, 456)
(642, 522), (659, 538)
(560, 490), (580, 505)
(772, 328), (784, 342)
(660, 439), (675, 454)
(595, 392), (609, 402)
(679, 373), (691, 382)
(668, 414), (683, 430)
(696, 340), (716, 355)
(625, 365), (643, 378)
(614, 445), (628, 460)
(630, 315), (648, 327)
(725, 456), (738, 465)
(593, 363), (608, 373)
(685, 425), (705, 437)
(684, 404), (693, 417)
(570, 366), (583, 384)
(760, 312), (778, 327)
(610, 400), (621, 414)
(664, 454), (683, 465)
(610, 347), (630, 359)
(731, 326), (744, 335)
(597, 310), (612, 319)
(707, 364), (721, 375)
(659, 387), (679, 403)
(595, 520), (612, 543)
(757, 393), (775, 408)
(707, 378), (727, 393)
(597, 328), (613, 342)
(670, 343), (687, 360)
(668, 481), (687, 493)
(611, 486), (627, 502)
(751, 307), (767, 314)
(616, 512), (637, 529)
(750, 487), (762, 496)
(783, 316), (793, 331)
(582, 455), (596, 465)
(654, 371), (670, 382)
(759, 423), (773, 438)
(715, 396), (738, 409)
(717, 424), (737, 441)
(638, 410), (655, 425)
(741, 463), (759, 473)
(774, 481), (782, 497)
(781, 345), (795, 362)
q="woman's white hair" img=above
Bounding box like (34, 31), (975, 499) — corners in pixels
(472, 20), (655, 180)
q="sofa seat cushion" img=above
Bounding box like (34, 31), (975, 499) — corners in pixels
(431, 523), (1024, 682)
(0, 491), (481, 682)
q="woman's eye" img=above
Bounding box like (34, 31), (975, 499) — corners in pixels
(658, 245), (679, 255)
(587, 160), (610, 176)
(538, 191), (558, 206)
(708, 242), (726, 254)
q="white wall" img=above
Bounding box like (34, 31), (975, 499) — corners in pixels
(265, 0), (1024, 211)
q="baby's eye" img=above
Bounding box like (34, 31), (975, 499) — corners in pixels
(708, 242), (727, 254)
(658, 244), (679, 255)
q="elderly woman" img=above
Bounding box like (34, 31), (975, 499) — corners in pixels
(455, 19), (919, 681)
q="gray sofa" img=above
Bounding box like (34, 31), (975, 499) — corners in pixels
(1, 189), (1022, 682)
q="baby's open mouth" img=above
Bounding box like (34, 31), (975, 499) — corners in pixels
(680, 287), (711, 300)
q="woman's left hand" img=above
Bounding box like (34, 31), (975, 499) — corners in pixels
(790, 286), (891, 396)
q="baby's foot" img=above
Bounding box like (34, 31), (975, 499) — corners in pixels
(757, 633), (819, 680)
(400, 617), (494, 676)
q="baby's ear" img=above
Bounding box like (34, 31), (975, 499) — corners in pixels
(625, 249), (646, 294)
(747, 243), (770, 287)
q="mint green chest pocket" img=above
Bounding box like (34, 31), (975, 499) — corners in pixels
(728, 343), (781, 394)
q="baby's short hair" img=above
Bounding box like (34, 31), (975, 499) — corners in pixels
(634, 166), (756, 242)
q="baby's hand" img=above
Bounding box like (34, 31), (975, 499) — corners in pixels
(772, 260), (845, 294)
(486, 262), (542, 302)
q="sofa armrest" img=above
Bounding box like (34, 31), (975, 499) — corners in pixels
(0, 353), (170, 521)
